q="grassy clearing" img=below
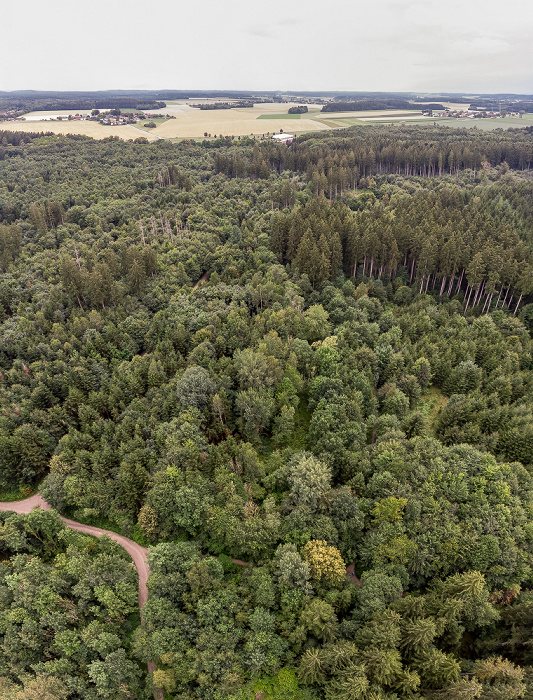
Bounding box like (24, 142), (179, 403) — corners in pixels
(332, 118), (367, 126)
(0, 484), (37, 502)
(65, 509), (150, 547)
(364, 114), (533, 131)
(429, 116), (533, 131)
(288, 401), (312, 452)
(257, 113), (302, 120)
(418, 386), (449, 433)
(308, 117), (349, 128)
(133, 117), (172, 134)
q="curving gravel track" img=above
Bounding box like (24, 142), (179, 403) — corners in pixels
(0, 492), (358, 696)
(0, 494), (150, 607)
(0, 494), (162, 697)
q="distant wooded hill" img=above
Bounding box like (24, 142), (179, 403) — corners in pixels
(322, 100), (445, 112)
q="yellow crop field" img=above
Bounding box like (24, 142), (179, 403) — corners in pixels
(129, 101), (332, 138)
(152, 112), (330, 138)
(0, 120), (159, 141)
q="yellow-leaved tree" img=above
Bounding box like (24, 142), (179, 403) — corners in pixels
(302, 540), (345, 587)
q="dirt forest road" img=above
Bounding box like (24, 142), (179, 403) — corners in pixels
(0, 493), (359, 696)
(0, 494), (163, 698)
(0, 494), (150, 607)
(193, 271), (208, 289)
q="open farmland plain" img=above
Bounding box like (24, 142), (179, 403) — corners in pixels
(0, 119), (160, 140)
(137, 101), (332, 137)
(4, 101), (331, 139)
(4, 100), (533, 139)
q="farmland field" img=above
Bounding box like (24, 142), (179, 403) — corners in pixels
(0, 119), (159, 141)
(4, 102), (533, 140)
(19, 109), (112, 120)
(257, 113), (303, 119)
(428, 114), (533, 130)
(319, 109), (424, 120)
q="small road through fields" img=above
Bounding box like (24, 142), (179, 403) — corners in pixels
(127, 124), (165, 140)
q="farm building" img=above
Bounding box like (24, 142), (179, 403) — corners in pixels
(272, 133), (294, 144)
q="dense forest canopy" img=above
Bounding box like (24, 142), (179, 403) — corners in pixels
(0, 122), (533, 699)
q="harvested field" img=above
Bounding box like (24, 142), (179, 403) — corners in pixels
(319, 109), (424, 120)
(0, 120), (159, 141)
(20, 109), (111, 120)
(428, 114), (533, 130)
(151, 112), (330, 138)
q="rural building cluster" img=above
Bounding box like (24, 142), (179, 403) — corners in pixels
(0, 110), (25, 122)
(428, 108), (524, 119)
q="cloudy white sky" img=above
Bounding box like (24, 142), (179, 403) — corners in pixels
(2, 0), (532, 93)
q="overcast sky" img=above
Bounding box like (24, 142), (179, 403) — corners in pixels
(2, 0), (532, 94)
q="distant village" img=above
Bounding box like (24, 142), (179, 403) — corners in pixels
(0, 109), (26, 121)
(425, 108), (525, 119)
(0, 109), (175, 124)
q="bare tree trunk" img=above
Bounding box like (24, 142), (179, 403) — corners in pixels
(440, 276), (447, 296)
(494, 285), (503, 309)
(464, 285), (473, 313)
(514, 294), (523, 315)
(74, 244), (82, 270)
(447, 272), (455, 296)
(165, 219), (173, 242)
(481, 291), (492, 314)
(410, 258), (416, 284)
(472, 283), (480, 308)
(139, 219), (146, 246)
(502, 286), (510, 309)
(475, 280), (486, 307)
(455, 268), (465, 295)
